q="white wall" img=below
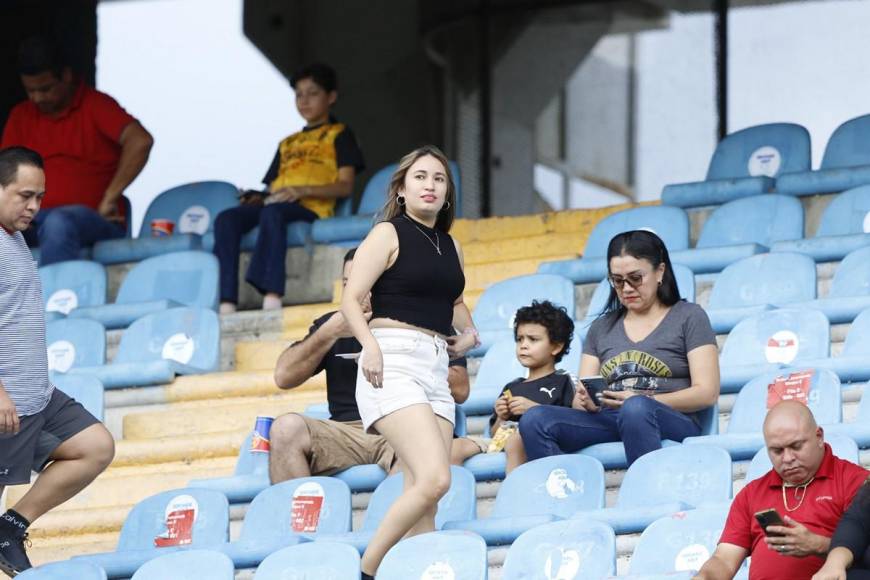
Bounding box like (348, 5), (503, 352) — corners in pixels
(96, 0), (303, 234)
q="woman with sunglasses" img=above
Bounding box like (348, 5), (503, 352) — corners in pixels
(519, 230), (720, 466)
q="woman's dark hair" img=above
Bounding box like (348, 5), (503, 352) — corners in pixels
(598, 229), (681, 320)
(290, 63), (338, 93)
(514, 300), (575, 363)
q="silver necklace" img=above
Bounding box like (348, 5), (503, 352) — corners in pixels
(404, 214), (441, 255)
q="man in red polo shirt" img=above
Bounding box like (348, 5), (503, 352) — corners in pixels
(694, 401), (869, 580)
(0, 36), (153, 265)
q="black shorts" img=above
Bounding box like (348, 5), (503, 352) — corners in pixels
(0, 388), (100, 486)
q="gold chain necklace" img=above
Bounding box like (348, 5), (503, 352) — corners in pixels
(781, 476), (815, 512)
(404, 215), (441, 255)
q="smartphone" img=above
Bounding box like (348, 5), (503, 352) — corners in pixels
(754, 508), (785, 536)
(579, 376), (607, 403)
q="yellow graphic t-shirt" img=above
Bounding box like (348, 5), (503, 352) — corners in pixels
(269, 122), (349, 219)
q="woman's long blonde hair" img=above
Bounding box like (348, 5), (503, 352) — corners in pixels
(379, 145), (456, 233)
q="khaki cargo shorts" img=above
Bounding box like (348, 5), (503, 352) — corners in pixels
(297, 415), (397, 475)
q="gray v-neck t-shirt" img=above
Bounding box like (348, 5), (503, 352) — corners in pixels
(583, 300), (716, 394)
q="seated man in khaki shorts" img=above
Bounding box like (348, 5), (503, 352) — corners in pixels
(269, 248), (469, 482)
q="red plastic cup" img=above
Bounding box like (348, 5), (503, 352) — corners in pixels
(151, 219), (175, 237)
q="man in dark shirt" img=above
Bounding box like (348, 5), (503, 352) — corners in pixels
(269, 248), (469, 483)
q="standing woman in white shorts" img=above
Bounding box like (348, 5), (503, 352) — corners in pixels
(341, 145), (478, 578)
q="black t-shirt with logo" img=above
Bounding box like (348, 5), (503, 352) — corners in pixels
(488, 371), (575, 430)
(307, 312), (467, 422)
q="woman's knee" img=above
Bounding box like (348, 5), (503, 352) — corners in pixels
(412, 467), (451, 504)
(617, 395), (657, 427)
(518, 405), (551, 437)
(259, 203), (287, 227)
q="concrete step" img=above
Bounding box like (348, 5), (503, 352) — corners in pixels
(122, 390), (327, 440)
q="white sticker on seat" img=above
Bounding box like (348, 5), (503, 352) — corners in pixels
(46, 289), (78, 315)
(47, 340), (76, 373)
(421, 562), (455, 580)
(675, 543), (710, 571)
(863, 211), (870, 233)
(291, 481), (325, 533)
(162, 333), (195, 364)
(545, 468), (580, 499)
(748, 146), (782, 177)
(178, 205), (211, 235)
(154, 494), (199, 547)
(544, 548), (581, 579)
(765, 330), (799, 364)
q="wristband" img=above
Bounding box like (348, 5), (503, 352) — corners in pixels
(463, 327), (481, 348)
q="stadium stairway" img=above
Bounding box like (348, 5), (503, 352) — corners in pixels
(6, 196), (870, 578)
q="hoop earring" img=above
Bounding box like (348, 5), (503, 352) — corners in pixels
(396, 195), (405, 206)
(442, 200), (451, 211)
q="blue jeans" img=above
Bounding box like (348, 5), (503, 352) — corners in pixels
(212, 202), (317, 303)
(519, 396), (701, 466)
(27, 205), (125, 266)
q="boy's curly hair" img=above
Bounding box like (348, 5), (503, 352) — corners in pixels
(513, 300), (574, 362)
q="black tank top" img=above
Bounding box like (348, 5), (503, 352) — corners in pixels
(370, 215), (465, 336)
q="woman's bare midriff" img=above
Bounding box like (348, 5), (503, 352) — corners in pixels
(369, 317), (446, 340)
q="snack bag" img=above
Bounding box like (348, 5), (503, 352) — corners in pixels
(488, 421), (518, 452)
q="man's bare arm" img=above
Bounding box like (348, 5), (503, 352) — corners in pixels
(694, 544), (748, 580)
(99, 121), (154, 218)
(274, 314), (345, 389)
(0, 381), (20, 434)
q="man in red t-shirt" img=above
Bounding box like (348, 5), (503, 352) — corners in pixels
(694, 402), (869, 580)
(0, 36), (153, 265)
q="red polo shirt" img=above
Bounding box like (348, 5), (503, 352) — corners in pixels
(720, 445), (868, 580)
(1, 81), (136, 214)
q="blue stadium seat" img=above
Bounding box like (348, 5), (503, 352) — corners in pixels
(776, 114), (870, 197)
(501, 519), (616, 579)
(578, 404), (719, 470)
(217, 477), (351, 568)
(705, 253), (817, 334)
(130, 549), (234, 580)
(661, 123), (810, 208)
(685, 368), (842, 459)
(745, 433), (859, 483)
(784, 246), (870, 324)
(772, 185), (870, 261)
(469, 273), (576, 356)
(462, 451), (509, 482)
(800, 309), (870, 383)
(578, 264), (695, 339)
(68, 307), (220, 389)
(52, 373), (105, 421)
(311, 161), (463, 244)
(626, 506), (736, 577)
(92, 181), (239, 264)
(71, 488), (229, 579)
(302, 402), (330, 419)
(16, 561), (106, 580)
(311, 466), (476, 553)
(378, 531), (487, 580)
(578, 445), (733, 534)
(718, 309), (830, 393)
(39, 260), (107, 321)
(461, 331), (582, 417)
(46, 319), (106, 373)
(444, 455), (605, 545)
(670, 195), (803, 274)
(538, 206), (690, 284)
(253, 542), (360, 579)
(69, 251), (218, 330)
(188, 432), (270, 504)
(825, 387), (870, 448)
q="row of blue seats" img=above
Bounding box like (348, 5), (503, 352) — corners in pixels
(39, 161), (461, 267)
(50, 445), (756, 578)
(46, 307), (220, 390)
(19, 512), (742, 580)
(540, 187), (870, 284)
(662, 114), (870, 208)
(40, 251), (218, 330)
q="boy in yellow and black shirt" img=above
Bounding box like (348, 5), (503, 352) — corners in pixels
(213, 63), (364, 312)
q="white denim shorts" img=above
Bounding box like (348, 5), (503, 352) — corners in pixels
(356, 328), (455, 433)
